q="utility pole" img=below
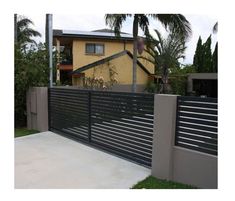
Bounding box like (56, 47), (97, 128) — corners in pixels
(46, 14), (53, 87)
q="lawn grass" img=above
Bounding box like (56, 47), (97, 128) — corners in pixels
(15, 128), (39, 138)
(132, 176), (197, 189)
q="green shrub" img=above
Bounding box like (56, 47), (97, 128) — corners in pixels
(169, 76), (187, 96)
(145, 80), (159, 93)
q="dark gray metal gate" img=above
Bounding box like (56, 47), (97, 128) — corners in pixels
(175, 96), (218, 155)
(49, 87), (154, 167)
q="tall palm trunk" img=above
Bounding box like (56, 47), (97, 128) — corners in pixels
(132, 16), (138, 92)
(162, 66), (169, 93)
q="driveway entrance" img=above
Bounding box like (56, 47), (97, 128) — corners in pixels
(15, 132), (150, 189)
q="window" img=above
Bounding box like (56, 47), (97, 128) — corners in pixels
(85, 43), (104, 55)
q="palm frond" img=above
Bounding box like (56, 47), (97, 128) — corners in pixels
(105, 14), (131, 36)
(150, 14), (192, 40)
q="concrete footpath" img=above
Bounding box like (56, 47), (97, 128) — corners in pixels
(15, 131), (150, 189)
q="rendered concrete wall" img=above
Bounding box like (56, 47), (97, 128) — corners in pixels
(27, 87), (48, 132)
(151, 94), (218, 189)
(151, 94), (178, 180)
(173, 146), (217, 189)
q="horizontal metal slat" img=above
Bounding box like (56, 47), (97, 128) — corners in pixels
(178, 106), (217, 115)
(175, 142), (217, 155)
(91, 128), (152, 150)
(50, 96), (88, 105)
(92, 113), (153, 132)
(51, 128), (89, 141)
(50, 105), (89, 116)
(178, 101), (217, 109)
(50, 101), (88, 111)
(50, 115), (88, 128)
(93, 120), (153, 136)
(92, 131), (152, 155)
(178, 122), (217, 133)
(91, 96), (154, 108)
(91, 92), (153, 100)
(91, 125), (152, 144)
(50, 91), (89, 98)
(177, 132), (217, 145)
(91, 105), (154, 119)
(50, 110), (88, 123)
(178, 116), (218, 127)
(178, 96), (217, 103)
(62, 128), (88, 138)
(92, 112), (153, 125)
(91, 135), (152, 160)
(91, 124), (153, 141)
(178, 111), (217, 121)
(176, 136), (217, 150)
(177, 127), (217, 139)
(91, 101), (153, 113)
(50, 88), (89, 94)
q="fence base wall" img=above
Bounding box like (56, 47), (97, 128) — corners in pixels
(27, 87), (48, 132)
(151, 94), (218, 189)
(173, 146), (217, 189)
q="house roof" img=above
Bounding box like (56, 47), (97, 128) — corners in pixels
(53, 29), (134, 41)
(71, 50), (151, 75)
(92, 28), (129, 34)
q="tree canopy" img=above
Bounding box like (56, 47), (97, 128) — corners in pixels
(193, 35), (217, 73)
(105, 14), (191, 92)
(15, 15), (48, 127)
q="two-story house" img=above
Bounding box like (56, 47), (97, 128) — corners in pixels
(53, 29), (154, 90)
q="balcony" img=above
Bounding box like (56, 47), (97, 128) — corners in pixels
(59, 46), (73, 70)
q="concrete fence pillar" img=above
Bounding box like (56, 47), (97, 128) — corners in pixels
(27, 87), (48, 132)
(151, 94), (178, 180)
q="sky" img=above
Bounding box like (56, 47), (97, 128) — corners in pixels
(24, 14), (217, 65)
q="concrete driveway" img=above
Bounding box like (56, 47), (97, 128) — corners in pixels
(15, 131), (150, 189)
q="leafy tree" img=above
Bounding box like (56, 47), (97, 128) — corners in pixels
(140, 30), (187, 93)
(193, 36), (204, 72)
(105, 14), (191, 92)
(203, 35), (213, 72)
(15, 14), (41, 51)
(193, 35), (216, 73)
(212, 42), (218, 72)
(169, 64), (196, 95)
(15, 15), (48, 127)
(15, 43), (49, 126)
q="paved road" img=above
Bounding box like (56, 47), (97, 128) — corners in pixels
(15, 131), (150, 189)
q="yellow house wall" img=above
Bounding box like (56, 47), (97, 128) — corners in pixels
(73, 54), (148, 86)
(72, 39), (154, 74)
(73, 40), (129, 69)
(123, 43), (154, 74)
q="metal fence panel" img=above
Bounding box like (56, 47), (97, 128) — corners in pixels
(175, 96), (218, 155)
(48, 88), (154, 167)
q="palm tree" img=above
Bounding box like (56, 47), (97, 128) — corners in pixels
(139, 30), (187, 93)
(15, 14), (41, 51)
(105, 14), (191, 92)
